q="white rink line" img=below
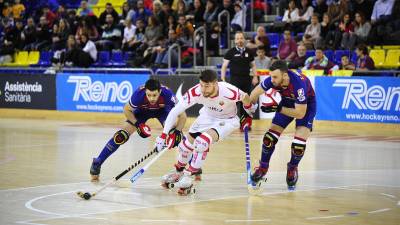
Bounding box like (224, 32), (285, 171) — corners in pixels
(141, 219), (188, 222)
(380, 193), (397, 199)
(334, 187), (364, 191)
(368, 208), (392, 214)
(306, 215), (345, 220)
(225, 219), (271, 223)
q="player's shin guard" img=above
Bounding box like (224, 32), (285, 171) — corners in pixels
(260, 129), (280, 167)
(96, 130), (130, 165)
(289, 136), (306, 166)
(176, 138), (194, 170)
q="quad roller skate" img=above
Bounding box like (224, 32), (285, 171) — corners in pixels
(161, 169), (183, 189)
(176, 170), (196, 196)
(286, 163), (298, 191)
(250, 167), (268, 190)
(90, 158), (101, 182)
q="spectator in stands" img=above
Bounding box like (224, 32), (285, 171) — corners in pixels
(152, 0), (163, 22)
(55, 4), (67, 20)
(277, 29), (297, 62)
(219, 0), (235, 21)
(206, 21), (220, 56)
(153, 29), (180, 68)
(67, 9), (79, 35)
(100, 3), (120, 27)
(176, 14), (194, 37)
(355, 44), (375, 70)
(51, 18), (70, 51)
(22, 17), (36, 50)
(178, 26), (194, 53)
(231, 3), (245, 32)
(338, 55), (355, 70)
(246, 25), (271, 56)
(77, 0), (93, 17)
(28, 16), (51, 51)
(121, 18), (136, 51)
(2, 2), (12, 18)
(177, 0), (188, 15)
(0, 18), (15, 64)
(337, 13), (354, 49)
(96, 14), (122, 51)
(303, 47), (338, 74)
(12, 0), (25, 19)
(13, 19), (24, 50)
(326, 1), (341, 27)
(144, 15), (162, 47)
(368, 0), (395, 45)
(132, 0), (152, 25)
(289, 43), (307, 69)
(303, 14), (321, 49)
(64, 33), (96, 67)
(76, 16), (99, 43)
(254, 45), (271, 71)
(316, 13), (334, 49)
(352, 0), (374, 19)
(282, 0), (299, 27)
(164, 14), (177, 36)
(295, 0), (314, 34)
(159, 0), (175, 29)
(121, 2), (135, 23)
(314, 0), (328, 21)
(341, 12), (371, 50)
(203, 0), (219, 24)
(42, 5), (57, 27)
(186, 0), (205, 28)
(129, 18), (146, 50)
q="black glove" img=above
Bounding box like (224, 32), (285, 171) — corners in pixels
(167, 128), (183, 148)
(260, 103), (282, 113)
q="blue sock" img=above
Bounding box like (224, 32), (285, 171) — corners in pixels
(260, 144), (275, 168)
(289, 137), (306, 166)
(96, 137), (120, 165)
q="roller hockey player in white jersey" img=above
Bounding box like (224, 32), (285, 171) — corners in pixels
(155, 70), (257, 195)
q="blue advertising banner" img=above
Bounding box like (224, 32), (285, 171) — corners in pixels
(316, 77), (400, 124)
(56, 73), (150, 112)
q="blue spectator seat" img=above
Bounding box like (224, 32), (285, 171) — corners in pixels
(93, 51), (112, 67)
(324, 50), (334, 62)
(351, 51), (358, 64)
(267, 33), (280, 49)
(31, 51), (53, 67)
(305, 50), (315, 59)
(111, 51), (126, 67)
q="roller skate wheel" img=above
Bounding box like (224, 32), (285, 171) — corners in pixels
(288, 186), (296, 191)
(168, 183), (175, 189)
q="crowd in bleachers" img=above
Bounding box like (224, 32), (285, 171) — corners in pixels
(0, 0), (399, 73)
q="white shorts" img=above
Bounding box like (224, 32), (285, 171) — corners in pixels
(188, 113), (239, 141)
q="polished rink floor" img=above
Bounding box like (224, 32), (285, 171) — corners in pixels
(0, 110), (399, 225)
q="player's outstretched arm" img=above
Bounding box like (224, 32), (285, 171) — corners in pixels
(250, 85), (265, 104)
(175, 112), (187, 131)
(123, 103), (136, 124)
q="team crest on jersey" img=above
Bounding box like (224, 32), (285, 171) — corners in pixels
(297, 88), (305, 101)
(219, 101), (224, 106)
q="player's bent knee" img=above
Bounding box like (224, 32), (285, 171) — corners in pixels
(179, 138), (194, 153)
(113, 130), (130, 145)
(291, 142), (306, 156)
(263, 131), (278, 148)
(193, 133), (212, 153)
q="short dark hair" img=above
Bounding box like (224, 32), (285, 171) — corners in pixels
(356, 44), (368, 55)
(199, 70), (218, 83)
(257, 45), (265, 51)
(270, 60), (288, 73)
(145, 79), (161, 91)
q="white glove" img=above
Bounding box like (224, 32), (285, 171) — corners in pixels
(243, 103), (258, 117)
(155, 133), (167, 152)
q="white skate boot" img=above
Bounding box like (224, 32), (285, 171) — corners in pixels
(161, 169), (183, 189)
(176, 170), (196, 196)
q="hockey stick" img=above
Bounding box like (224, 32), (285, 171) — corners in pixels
(129, 146), (169, 183)
(77, 147), (159, 200)
(243, 125), (262, 195)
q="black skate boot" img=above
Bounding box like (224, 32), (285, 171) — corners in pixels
(90, 158), (101, 182)
(286, 163), (298, 190)
(250, 166), (268, 189)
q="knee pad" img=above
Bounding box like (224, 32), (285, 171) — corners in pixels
(113, 130), (130, 145)
(193, 133), (212, 153)
(263, 131), (279, 148)
(291, 142), (306, 156)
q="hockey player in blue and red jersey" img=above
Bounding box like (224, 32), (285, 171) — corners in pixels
(249, 60), (316, 190)
(89, 79), (187, 181)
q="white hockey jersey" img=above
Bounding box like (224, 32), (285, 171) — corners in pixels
(162, 82), (246, 134)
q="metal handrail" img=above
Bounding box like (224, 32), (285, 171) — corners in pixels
(167, 43), (181, 72)
(193, 26), (207, 68)
(218, 10), (231, 51)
